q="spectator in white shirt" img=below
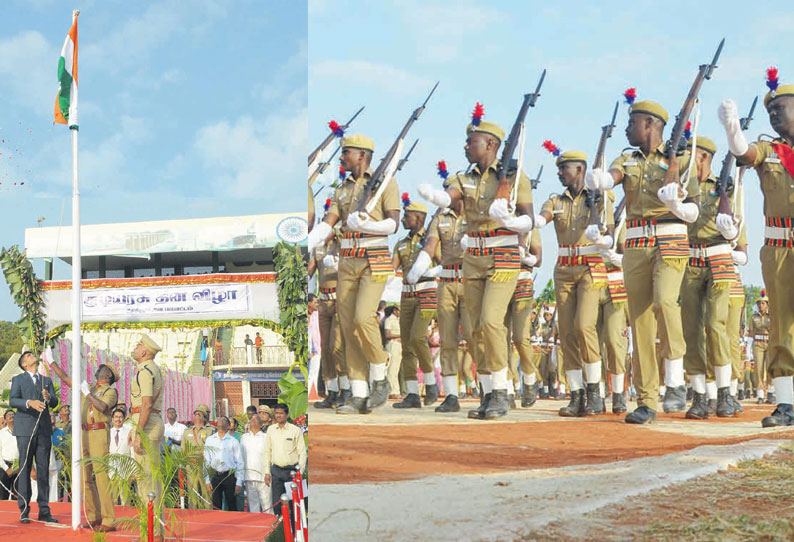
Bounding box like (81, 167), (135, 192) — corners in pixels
(163, 408), (187, 451)
(0, 410), (20, 501)
(108, 408), (133, 505)
(204, 416), (243, 511)
(240, 415), (270, 513)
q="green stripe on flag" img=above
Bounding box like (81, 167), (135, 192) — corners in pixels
(57, 57), (73, 121)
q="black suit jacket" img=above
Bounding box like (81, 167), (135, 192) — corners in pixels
(9, 372), (58, 437)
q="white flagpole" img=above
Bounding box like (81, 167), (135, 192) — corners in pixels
(70, 122), (81, 530)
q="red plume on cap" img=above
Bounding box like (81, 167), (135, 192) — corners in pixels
(766, 66), (779, 92)
(323, 198), (332, 212)
(437, 160), (449, 180)
(542, 140), (561, 157)
(402, 192), (411, 208)
(623, 87), (637, 105)
(328, 120), (344, 137)
(471, 102), (484, 126)
(684, 121), (692, 140)
(761, 289), (766, 296)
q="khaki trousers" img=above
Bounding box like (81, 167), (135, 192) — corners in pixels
(754, 343), (769, 390)
(400, 295), (433, 380)
(318, 299), (346, 381)
(82, 429), (115, 527)
(463, 254), (518, 374)
(727, 297), (744, 382)
(506, 300), (538, 379)
(132, 416), (164, 536)
(554, 265), (601, 372)
(623, 247), (687, 410)
(385, 339), (402, 395)
(437, 280), (473, 376)
(681, 265), (731, 376)
(337, 256), (388, 381)
(598, 287), (629, 376)
(457, 348), (475, 387)
(760, 246), (794, 377)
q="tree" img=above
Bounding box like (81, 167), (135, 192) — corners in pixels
(0, 321), (24, 371)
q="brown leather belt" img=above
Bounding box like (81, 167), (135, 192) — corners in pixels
(131, 407), (161, 415)
(81, 422), (108, 431)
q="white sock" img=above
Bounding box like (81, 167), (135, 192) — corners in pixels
(611, 373), (625, 394)
(326, 378), (339, 393)
(459, 384), (466, 394)
(659, 385), (667, 396)
(772, 376), (794, 405)
(479, 374), (493, 394)
(584, 361), (602, 384)
(543, 385), (549, 393)
(370, 363), (386, 381)
(508, 380), (516, 395)
(715, 364), (732, 389)
(492, 367), (509, 390)
(706, 381), (718, 400)
(768, 382), (775, 395)
(730, 379), (738, 396)
(599, 381), (605, 398)
(665, 358), (684, 388)
(350, 379), (369, 398)
(559, 384), (566, 395)
(406, 380), (420, 395)
(443, 376), (458, 397)
(689, 374), (706, 394)
(523, 373), (537, 386)
(339, 375), (350, 390)
(565, 370), (584, 392)
(424, 372), (436, 386)
(757, 388), (765, 399)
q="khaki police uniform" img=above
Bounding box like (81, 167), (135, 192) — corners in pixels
(182, 423), (212, 508)
(383, 314), (402, 394)
(537, 318), (555, 392)
(330, 168), (400, 385)
(598, 216), (629, 384)
(750, 311), (771, 392)
(727, 225), (748, 384)
(313, 239), (347, 386)
(426, 209), (473, 386)
(681, 174), (734, 378)
(749, 139), (794, 379)
(131, 358), (165, 534)
(81, 381), (118, 527)
(447, 160), (532, 377)
(609, 143), (695, 410)
(395, 227), (435, 383)
(506, 229), (542, 388)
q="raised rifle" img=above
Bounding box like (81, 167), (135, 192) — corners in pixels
(717, 96), (757, 215)
(664, 39), (724, 185)
(309, 144), (342, 187)
(356, 82), (439, 216)
(396, 139), (419, 172)
(531, 165), (543, 190)
(308, 106), (365, 176)
(588, 101), (620, 229)
(496, 69), (547, 213)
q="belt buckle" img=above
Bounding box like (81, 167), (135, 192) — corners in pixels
(644, 222), (656, 238)
(475, 236), (486, 249)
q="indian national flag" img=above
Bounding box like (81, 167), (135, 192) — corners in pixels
(54, 11), (79, 128)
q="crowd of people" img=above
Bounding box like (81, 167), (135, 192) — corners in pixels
(307, 68), (794, 428)
(0, 333), (307, 538)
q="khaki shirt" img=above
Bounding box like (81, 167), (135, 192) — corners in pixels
(312, 239), (338, 289)
(394, 227), (429, 278)
(131, 359), (164, 416)
(182, 425), (212, 450)
(541, 187), (614, 246)
(750, 139), (794, 218)
(447, 160), (533, 232)
(688, 175), (732, 245)
(750, 313), (770, 336)
(384, 314), (400, 339)
(81, 383), (118, 425)
(426, 209), (467, 266)
(610, 143), (696, 221)
(263, 422), (307, 473)
(328, 169), (401, 235)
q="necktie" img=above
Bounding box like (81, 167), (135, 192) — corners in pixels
(115, 430), (119, 446)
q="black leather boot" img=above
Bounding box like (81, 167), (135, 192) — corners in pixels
(707, 398), (717, 416)
(485, 389), (510, 419)
(559, 389), (585, 417)
(731, 393), (744, 414)
(761, 404), (794, 428)
(766, 392), (777, 405)
(423, 384), (439, 406)
(468, 393), (491, 419)
(393, 393), (422, 409)
(336, 396), (371, 415)
(612, 391), (627, 414)
(435, 394), (460, 413)
(369, 378), (391, 409)
(584, 383), (605, 415)
(716, 387), (736, 417)
(662, 385), (687, 413)
(313, 390), (338, 409)
(337, 388), (352, 407)
(508, 393), (517, 410)
(521, 383), (537, 407)
(685, 391), (709, 419)
(625, 405), (657, 424)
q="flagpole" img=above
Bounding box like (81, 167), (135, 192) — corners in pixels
(69, 9), (81, 530)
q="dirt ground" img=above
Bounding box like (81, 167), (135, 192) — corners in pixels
(310, 403), (794, 485)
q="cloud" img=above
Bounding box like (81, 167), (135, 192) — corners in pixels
(0, 31), (58, 117)
(311, 59), (431, 97)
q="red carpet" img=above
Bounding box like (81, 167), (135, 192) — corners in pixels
(0, 501), (280, 540)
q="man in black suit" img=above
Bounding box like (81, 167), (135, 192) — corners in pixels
(9, 352), (59, 524)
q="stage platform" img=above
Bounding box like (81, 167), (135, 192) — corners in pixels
(0, 501), (281, 541)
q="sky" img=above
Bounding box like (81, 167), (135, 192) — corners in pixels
(309, 0), (792, 299)
(0, 0), (307, 320)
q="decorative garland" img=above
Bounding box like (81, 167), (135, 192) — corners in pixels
(1, 246), (47, 353)
(273, 241), (308, 365)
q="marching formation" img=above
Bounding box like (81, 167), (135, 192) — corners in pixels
(307, 41), (794, 428)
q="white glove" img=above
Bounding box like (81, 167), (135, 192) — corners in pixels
(534, 213), (547, 228)
(657, 183), (681, 205)
(594, 235), (614, 250)
(418, 183), (452, 208)
(717, 99), (749, 156)
(715, 213), (739, 240)
(732, 250), (747, 266)
(657, 184), (699, 222)
(460, 234), (470, 250)
(406, 251), (432, 284)
(585, 168), (613, 191)
(500, 214), (534, 233)
(423, 265), (443, 278)
(308, 221), (332, 252)
(602, 249), (623, 268)
(522, 253), (538, 267)
(80, 381), (90, 396)
(585, 224), (601, 242)
(322, 254), (338, 270)
(347, 213), (396, 235)
(488, 198), (511, 220)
